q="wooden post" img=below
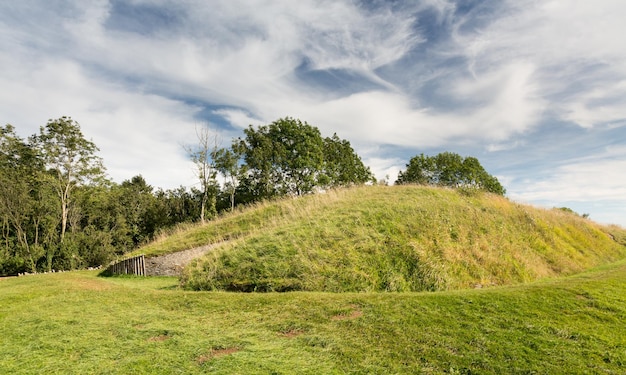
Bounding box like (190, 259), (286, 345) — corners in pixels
(107, 254), (147, 276)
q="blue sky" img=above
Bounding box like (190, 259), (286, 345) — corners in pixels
(2, 1), (626, 226)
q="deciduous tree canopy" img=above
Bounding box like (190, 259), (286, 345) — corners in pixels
(237, 117), (373, 200)
(35, 117), (105, 241)
(395, 152), (505, 195)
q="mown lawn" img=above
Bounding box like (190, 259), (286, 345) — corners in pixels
(1, 261), (625, 374)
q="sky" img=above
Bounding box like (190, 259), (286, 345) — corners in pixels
(1, 0), (626, 226)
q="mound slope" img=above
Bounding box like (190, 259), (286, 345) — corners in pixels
(158, 186), (625, 292)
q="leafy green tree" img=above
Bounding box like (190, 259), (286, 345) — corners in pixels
(214, 145), (244, 212)
(231, 117), (374, 203)
(395, 153), (434, 185)
(459, 156), (505, 195)
(0, 125), (47, 272)
(32, 179), (59, 272)
(238, 117), (371, 201)
(238, 118), (326, 197)
(158, 186), (200, 225)
(322, 133), (374, 187)
(35, 117), (105, 242)
(396, 152), (505, 195)
(1, 119), (216, 275)
(72, 183), (136, 262)
(237, 125), (275, 200)
(115, 175), (159, 246)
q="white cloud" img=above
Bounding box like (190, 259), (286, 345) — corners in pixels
(212, 109), (263, 130)
(314, 62), (542, 147)
(1, 1), (547, 154)
(362, 156), (405, 185)
(2, 1), (626, 225)
(560, 80), (626, 128)
(509, 146), (626, 203)
(450, 62), (545, 139)
(502, 145), (626, 226)
(53, 0), (423, 110)
(0, 55), (201, 188)
(455, 0), (626, 128)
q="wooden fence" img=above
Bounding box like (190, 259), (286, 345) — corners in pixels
(106, 254), (146, 276)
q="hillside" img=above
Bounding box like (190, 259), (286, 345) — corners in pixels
(134, 185), (626, 292)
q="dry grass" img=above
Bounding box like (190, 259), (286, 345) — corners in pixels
(174, 185), (626, 292)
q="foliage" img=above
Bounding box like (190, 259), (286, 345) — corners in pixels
(396, 152), (506, 195)
(0, 121), (203, 276)
(557, 206), (590, 219)
(0, 124), (49, 273)
(2, 261), (626, 373)
(213, 145), (244, 212)
(322, 133), (375, 187)
(236, 117), (373, 202)
(237, 117), (326, 198)
(1, 115), (376, 275)
(183, 125), (220, 223)
(35, 117), (105, 242)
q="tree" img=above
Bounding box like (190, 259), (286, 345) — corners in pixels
(459, 156), (505, 195)
(35, 117), (105, 242)
(0, 125), (46, 272)
(1, 117), (231, 275)
(214, 145), (244, 212)
(322, 134), (374, 187)
(395, 153), (434, 185)
(236, 117), (374, 202)
(158, 186), (200, 225)
(238, 117), (327, 199)
(184, 124), (220, 224)
(396, 152), (505, 195)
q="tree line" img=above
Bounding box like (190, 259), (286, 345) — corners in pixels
(0, 118), (211, 275)
(0, 116), (504, 276)
(0, 117), (374, 275)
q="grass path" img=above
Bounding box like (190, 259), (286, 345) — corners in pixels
(1, 260), (626, 374)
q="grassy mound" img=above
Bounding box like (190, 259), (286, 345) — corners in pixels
(172, 186), (626, 292)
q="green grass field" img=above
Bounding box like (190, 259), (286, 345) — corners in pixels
(3, 185), (625, 373)
(1, 261), (625, 374)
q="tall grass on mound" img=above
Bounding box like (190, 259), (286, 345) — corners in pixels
(132, 193), (346, 258)
(181, 186), (626, 292)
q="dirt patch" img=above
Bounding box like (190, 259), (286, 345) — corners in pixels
(76, 279), (112, 291)
(145, 243), (221, 276)
(147, 334), (170, 342)
(279, 329), (305, 338)
(331, 305), (363, 321)
(332, 310), (363, 320)
(196, 347), (240, 364)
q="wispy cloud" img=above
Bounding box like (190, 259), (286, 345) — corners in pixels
(506, 145), (626, 224)
(513, 146), (626, 202)
(1, 1), (626, 224)
(454, 0), (626, 129)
